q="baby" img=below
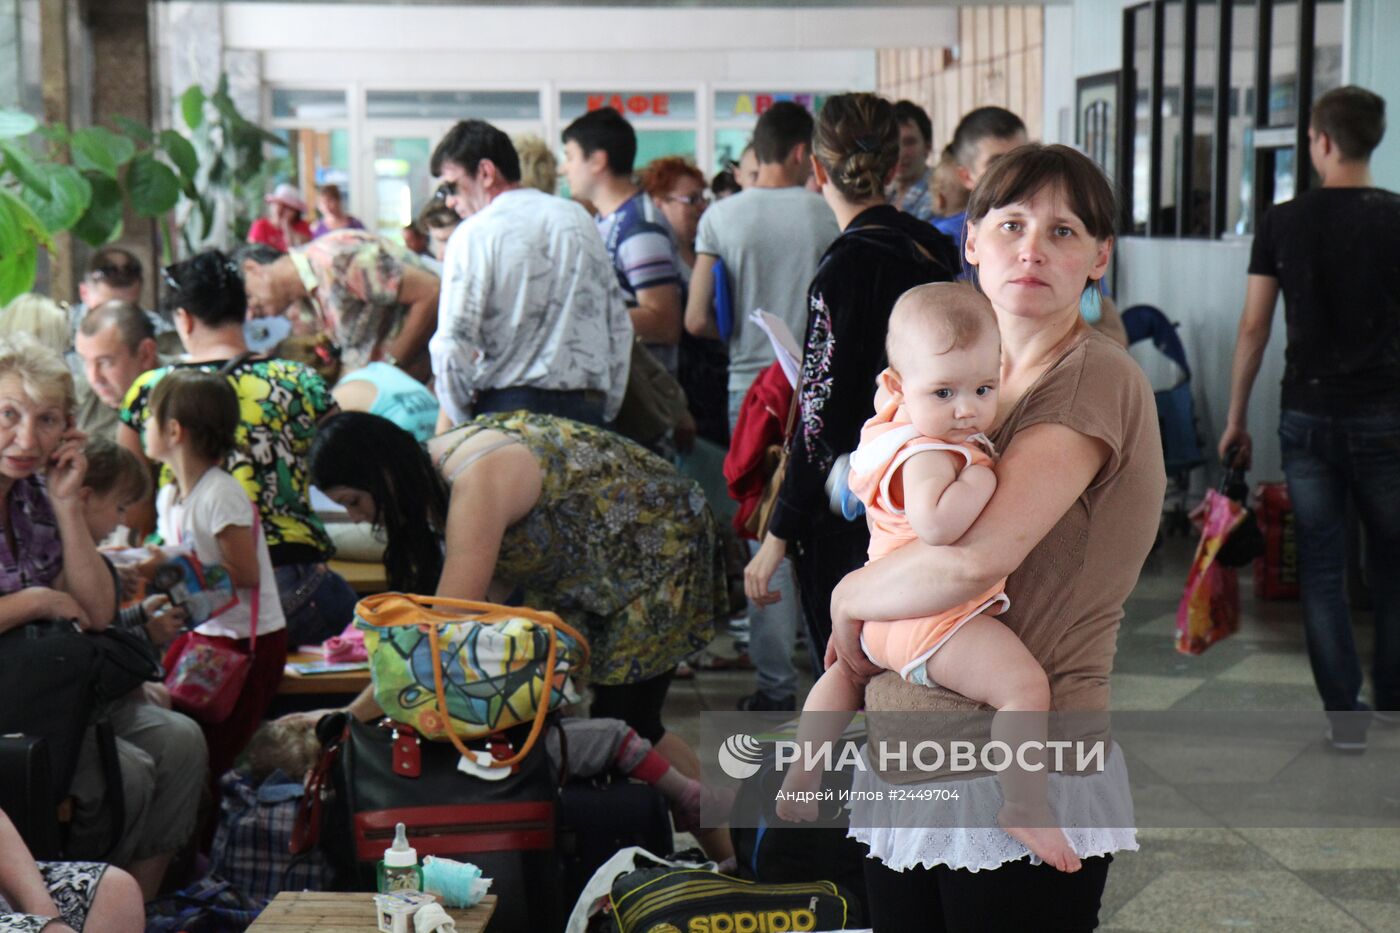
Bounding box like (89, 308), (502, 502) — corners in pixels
(776, 282), (1080, 873)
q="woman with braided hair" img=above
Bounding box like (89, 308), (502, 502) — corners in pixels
(744, 92), (961, 665)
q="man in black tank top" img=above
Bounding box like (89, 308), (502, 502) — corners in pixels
(1219, 86), (1400, 752)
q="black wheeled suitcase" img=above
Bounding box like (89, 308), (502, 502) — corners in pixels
(558, 777), (673, 914)
(0, 733), (62, 859)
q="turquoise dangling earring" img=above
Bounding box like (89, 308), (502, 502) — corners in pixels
(1079, 282), (1103, 324)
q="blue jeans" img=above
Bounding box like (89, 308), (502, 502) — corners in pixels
(1279, 409), (1400, 712)
(730, 388), (800, 701)
(474, 386), (605, 426)
(275, 562), (362, 648)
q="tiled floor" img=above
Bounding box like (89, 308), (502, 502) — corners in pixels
(662, 535), (1400, 931)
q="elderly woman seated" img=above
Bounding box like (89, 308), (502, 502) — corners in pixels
(0, 334), (206, 901)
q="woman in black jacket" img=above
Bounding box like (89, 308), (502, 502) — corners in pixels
(744, 93), (960, 663)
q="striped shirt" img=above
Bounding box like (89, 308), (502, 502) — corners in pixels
(596, 191), (682, 373)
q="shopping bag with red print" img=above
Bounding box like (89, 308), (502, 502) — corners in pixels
(1176, 487), (1244, 655)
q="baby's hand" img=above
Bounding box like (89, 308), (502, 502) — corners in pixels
(962, 462), (997, 490)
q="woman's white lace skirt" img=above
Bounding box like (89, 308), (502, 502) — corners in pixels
(846, 741), (1139, 873)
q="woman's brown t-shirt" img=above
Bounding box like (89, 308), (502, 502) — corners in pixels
(863, 333), (1166, 780)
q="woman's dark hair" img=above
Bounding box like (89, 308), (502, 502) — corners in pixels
(233, 242), (284, 270)
(310, 412), (449, 594)
(163, 249), (247, 327)
(710, 166), (742, 198)
(965, 143), (1117, 241)
(813, 93), (899, 202)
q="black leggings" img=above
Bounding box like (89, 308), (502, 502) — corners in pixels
(863, 848), (1113, 933)
(589, 669), (675, 744)
(793, 526), (870, 665)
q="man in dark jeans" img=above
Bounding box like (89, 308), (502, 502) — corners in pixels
(1219, 85), (1400, 752)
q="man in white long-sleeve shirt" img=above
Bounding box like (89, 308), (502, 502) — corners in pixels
(430, 119), (632, 432)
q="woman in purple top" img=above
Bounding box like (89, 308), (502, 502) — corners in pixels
(0, 334), (114, 632)
(310, 183), (365, 238)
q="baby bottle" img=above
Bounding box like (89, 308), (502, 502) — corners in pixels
(375, 822), (423, 893)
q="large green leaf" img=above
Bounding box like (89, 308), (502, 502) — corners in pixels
(0, 189), (50, 303)
(19, 162), (92, 232)
(112, 115), (154, 144)
(126, 152), (180, 216)
(158, 129), (198, 182)
(0, 140), (50, 193)
(180, 85), (206, 131)
(71, 171), (124, 246)
(0, 110), (38, 140)
(71, 126), (137, 178)
(35, 124), (69, 145)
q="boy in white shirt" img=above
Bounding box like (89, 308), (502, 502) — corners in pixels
(143, 369), (287, 787)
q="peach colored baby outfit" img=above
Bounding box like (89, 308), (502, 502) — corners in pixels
(847, 395), (1010, 684)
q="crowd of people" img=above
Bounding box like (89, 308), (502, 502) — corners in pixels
(2, 79), (1391, 932)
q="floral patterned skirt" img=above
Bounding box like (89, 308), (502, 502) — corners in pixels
(0, 861), (107, 932)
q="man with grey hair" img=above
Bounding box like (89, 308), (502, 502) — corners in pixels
(74, 300), (161, 439)
(70, 246), (181, 357)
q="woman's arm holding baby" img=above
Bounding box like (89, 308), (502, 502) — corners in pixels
(901, 451), (996, 546)
(828, 422), (1109, 681)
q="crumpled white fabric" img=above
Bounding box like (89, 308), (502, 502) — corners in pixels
(847, 742), (1139, 873)
(413, 902), (456, 933)
(563, 846), (714, 933)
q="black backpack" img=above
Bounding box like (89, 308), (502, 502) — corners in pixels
(0, 619), (163, 855)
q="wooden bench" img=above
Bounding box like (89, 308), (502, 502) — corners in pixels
(278, 651), (372, 697)
(246, 891), (496, 932)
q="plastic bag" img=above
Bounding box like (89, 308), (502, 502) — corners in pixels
(1176, 488), (1244, 655)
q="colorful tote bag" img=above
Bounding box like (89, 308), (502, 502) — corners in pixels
(355, 593), (589, 768)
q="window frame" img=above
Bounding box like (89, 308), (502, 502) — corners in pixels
(1120, 0), (1328, 239)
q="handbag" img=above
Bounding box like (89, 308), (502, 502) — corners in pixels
(355, 593), (589, 768)
(164, 508), (261, 724)
(741, 384), (800, 541)
(295, 713), (562, 931)
(1213, 462), (1266, 568)
(613, 338), (689, 446)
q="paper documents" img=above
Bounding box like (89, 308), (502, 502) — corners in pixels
(748, 309), (802, 389)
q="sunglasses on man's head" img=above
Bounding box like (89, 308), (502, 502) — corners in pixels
(92, 264), (139, 285)
(434, 182), (456, 201)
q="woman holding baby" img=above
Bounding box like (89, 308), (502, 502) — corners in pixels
(823, 143), (1166, 929)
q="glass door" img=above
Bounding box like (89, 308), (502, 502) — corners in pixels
(369, 127), (442, 242)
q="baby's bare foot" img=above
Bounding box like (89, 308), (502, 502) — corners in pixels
(999, 805), (1082, 873)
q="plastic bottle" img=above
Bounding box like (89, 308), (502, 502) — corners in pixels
(375, 822), (423, 893)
